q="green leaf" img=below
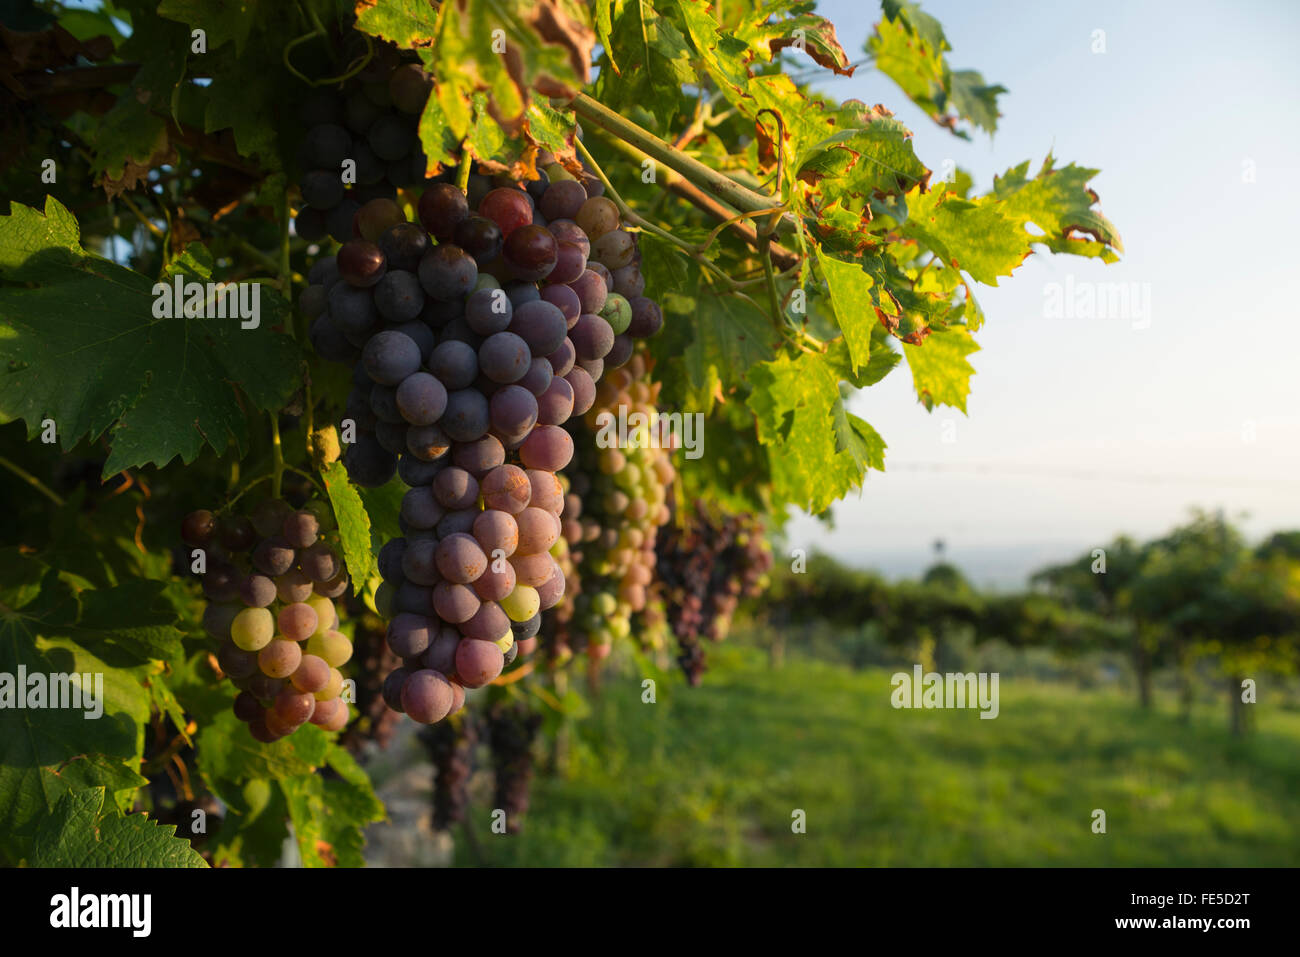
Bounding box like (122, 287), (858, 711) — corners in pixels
(157, 0), (260, 55)
(868, 0), (1005, 138)
(815, 246), (877, 373)
(796, 120), (929, 195)
(196, 710), (330, 797)
(900, 186), (1030, 285)
(901, 324), (980, 412)
(0, 199), (301, 477)
(740, 8), (855, 76)
(357, 475), (406, 559)
(69, 582), (185, 663)
(745, 341), (886, 512)
(992, 154), (1124, 261)
(321, 460), (376, 586)
(596, 0), (695, 125)
(0, 575), (151, 860)
(30, 787), (206, 867)
(280, 744), (384, 867)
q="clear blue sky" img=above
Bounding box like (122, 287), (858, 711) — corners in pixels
(783, 0), (1300, 584)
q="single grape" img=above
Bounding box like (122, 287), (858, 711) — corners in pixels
(219, 641), (259, 681)
(251, 537), (295, 577)
(536, 375), (574, 425)
(274, 569), (313, 604)
(395, 371), (448, 425)
(571, 313), (614, 360)
(436, 508), (478, 538)
(605, 333), (634, 368)
(363, 329), (422, 385)
(338, 240), (388, 288)
(387, 613), (435, 658)
(502, 224), (558, 281)
(452, 434), (505, 476)
(575, 196), (619, 238)
(278, 603), (319, 642)
(478, 331), (531, 384)
(181, 509), (217, 547)
(472, 562), (517, 601)
(569, 268), (608, 315)
(418, 244), (478, 301)
(379, 222), (432, 272)
(501, 584), (540, 623)
(389, 63), (433, 113)
(204, 603), (240, 640)
(454, 215), (504, 264)
(406, 423), (453, 462)
(328, 282), (379, 337)
(302, 123), (352, 169)
(539, 180), (587, 221)
(291, 654), (331, 694)
(519, 356), (553, 396)
(489, 384), (539, 436)
(435, 533), (488, 584)
(480, 464), (531, 514)
(356, 198), (406, 243)
(401, 669), (454, 723)
(433, 467), (480, 510)
(478, 187), (534, 238)
(526, 469), (564, 515)
(515, 507), (560, 555)
(440, 389), (491, 443)
(548, 241), (588, 284)
(374, 269), (426, 322)
(427, 339), (479, 391)
(462, 601), (510, 642)
(368, 114), (415, 161)
(301, 169), (344, 210)
(454, 638), (505, 688)
(465, 287), (513, 336)
(343, 433), (399, 487)
(259, 638), (303, 679)
(520, 425), (574, 471)
(422, 628), (461, 674)
(508, 299), (567, 355)
(591, 229), (635, 269)
(511, 612), (542, 641)
(326, 198), (363, 244)
(398, 453), (445, 486)
(627, 295), (663, 337)
(432, 581), (480, 623)
(306, 629), (353, 668)
(546, 337), (576, 377)
(418, 183), (470, 241)
(273, 687), (317, 726)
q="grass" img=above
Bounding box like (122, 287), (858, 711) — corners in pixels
(453, 646), (1300, 867)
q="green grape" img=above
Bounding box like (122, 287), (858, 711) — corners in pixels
(231, 607), (274, 651)
(315, 667), (344, 702)
(306, 629), (353, 667)
(500, 584), (540, 622)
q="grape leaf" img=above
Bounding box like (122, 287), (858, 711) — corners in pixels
(67, 582), (186, 664)
(280, 744), (383, 867)
(0, 198), (300, 477)
(595, 0), (695, 125)
(0, 574), (152, 860)
(899, 185), (1030, 285)
(868, 0), (1005, 138)
(321, 460), (376, 586)
(745, 342), (885, 512)
(815, 246), (877, 373)
(992, 154), (1124, 261)
(196, 710), (330, 798)
(29, 787), (206, 867)
(901, 323), (979, 412)
(158, 0), (261, 56)
(743, 8), (854, 76)
(357, 476), (406, 557)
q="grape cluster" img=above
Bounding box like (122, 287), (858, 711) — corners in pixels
(299, 160), (665, 724)
(421, 715), (477, 832)
(554, 352), (675, 661)
(656, 502), (773, 684)
(183, 499), (354, 739)
(486, 699), (542, 834)
(293, 43), (434, 245)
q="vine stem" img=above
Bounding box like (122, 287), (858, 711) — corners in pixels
(270, 419), (285, 500)
(272, 189), (292, 501)
(0, 456), (65, 506)
(567, 92), (782, 217)
(573, 137), (737, 288)
(456, 142), (473, 192)
(586, 125), (801, 270)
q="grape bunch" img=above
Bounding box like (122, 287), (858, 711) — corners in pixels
(655, 502), (773, 685)
(293, 42), (434, 245)
(420, 714), (477, 832)
(485, 698), (542, 834)
(183, 499), (354, 740)
(298, 158), (665, 724)
(554, 352), (675, 662)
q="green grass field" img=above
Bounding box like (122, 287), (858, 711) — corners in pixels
(454, 646), (1300, 866)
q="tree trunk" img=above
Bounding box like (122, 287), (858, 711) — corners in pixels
(1134, 644), (1153, 709)
(1228, 675), (1250, 737)
(1175, 640), (1193, 723)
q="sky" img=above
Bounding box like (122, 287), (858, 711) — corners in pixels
(781, 0), (1300, 586)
